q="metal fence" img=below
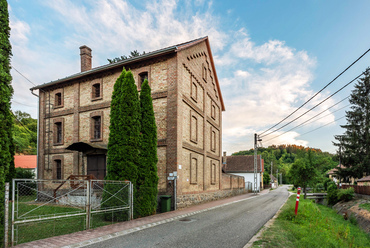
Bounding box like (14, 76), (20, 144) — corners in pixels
(8, 178), (132, 246)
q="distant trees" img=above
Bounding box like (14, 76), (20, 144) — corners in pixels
(107, 50), (146, 64)
(334, 68), (370, 180)
(13, 110), (37, 154)
(0, 0), (14, 243)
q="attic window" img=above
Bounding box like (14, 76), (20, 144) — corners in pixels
(139, 72), (148, 89)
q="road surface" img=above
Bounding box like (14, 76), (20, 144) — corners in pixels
(86, 185), (289, 248)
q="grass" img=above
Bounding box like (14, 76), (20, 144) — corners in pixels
(252, 195), (370, 248)
(359, 203), (370, 212)
(9, 200), (129, 245)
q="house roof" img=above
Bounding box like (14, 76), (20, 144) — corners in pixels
(223, 155), (263, 173)
(14, 155), (37, 169)
(30, 36), (225, 111)
(327, 164), (345, 175)
(358, 175), (370, 182)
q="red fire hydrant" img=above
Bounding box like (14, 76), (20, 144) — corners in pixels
(295, 187), (301, 215)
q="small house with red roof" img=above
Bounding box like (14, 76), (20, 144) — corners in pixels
(14, 155), (37, 178)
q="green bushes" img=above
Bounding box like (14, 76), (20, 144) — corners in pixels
(337, 187), (355, 202)
(327, 184), (339, 205)
(327, 184), (355, 205)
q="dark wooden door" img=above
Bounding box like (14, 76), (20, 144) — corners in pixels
(87, 155), (106, 180)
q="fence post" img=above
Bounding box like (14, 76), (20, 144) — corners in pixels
(130, 182), (133, 220)
(11, 179), (15, 247)
(86, 180), (91, 230)
(4, 182), (9, 248)
(295, 187), (301, 215)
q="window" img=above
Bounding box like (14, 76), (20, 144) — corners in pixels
(93, 116), (101, 139)
(56, 122), (62, 143)
(139, 72), (148, 89)
(54, 89), (64, 108)
(55, 160), (62, 179)
(92, 83), (101, 99)
(90, 111), (103, 141)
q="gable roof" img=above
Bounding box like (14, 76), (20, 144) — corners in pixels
(358, 175), (370, 182)
(327, 164), (345, 175)
(224, 155), (263, 173)
(30, 36), (225, 110)
(14, 155), (37, 169)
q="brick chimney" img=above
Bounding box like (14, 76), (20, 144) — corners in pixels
(79, 45), (92, 72)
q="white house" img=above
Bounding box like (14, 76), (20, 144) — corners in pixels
(223, 155), (264, 191)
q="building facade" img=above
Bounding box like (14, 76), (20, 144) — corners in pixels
(31, 37), (244, 208)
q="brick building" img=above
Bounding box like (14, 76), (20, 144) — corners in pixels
(31, 37), (244, 208)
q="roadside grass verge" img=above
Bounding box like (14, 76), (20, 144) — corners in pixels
(252, 195), (370, 248)
(359, 203), (370, 212)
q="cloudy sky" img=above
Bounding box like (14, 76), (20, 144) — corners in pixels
(8, 0), (370, 154)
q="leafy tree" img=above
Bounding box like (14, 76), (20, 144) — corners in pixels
(288, 150), (318, 198)
(327, 183), (339, 205)
(334, 68), (370, 179)
(263, 171), (270, 185)
(0, 0), (14, 243)
(103, 69), (140, 220)
(136, 79), (159, 217)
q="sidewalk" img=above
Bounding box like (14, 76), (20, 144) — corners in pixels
(15, 189), (270, 248)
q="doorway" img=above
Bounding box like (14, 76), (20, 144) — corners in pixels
(87, 154), (106, 180)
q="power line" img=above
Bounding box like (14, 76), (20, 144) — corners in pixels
(10, 110), (35, 136)
(299, 116), (346, 137)
(260, 72), (363, 138)
(264, 100), (350, 142)
(11, 100), (37, 108)
(259, 48), (370, 136)
(12, 66), (37, 87)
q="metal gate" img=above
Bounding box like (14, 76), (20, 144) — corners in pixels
(10, 179), (133, 246)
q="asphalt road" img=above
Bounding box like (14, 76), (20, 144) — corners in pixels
(86, 186), (290, 248)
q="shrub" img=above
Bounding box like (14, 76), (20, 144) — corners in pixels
(337, 187), (355, 202)
(327, 183), (339, 205)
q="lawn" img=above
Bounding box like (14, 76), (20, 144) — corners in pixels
(252, 195), (370, 248)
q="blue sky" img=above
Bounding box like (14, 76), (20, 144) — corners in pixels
(8, 0), (370, 154)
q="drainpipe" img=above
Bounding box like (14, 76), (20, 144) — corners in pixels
(31, 89), (39, 198)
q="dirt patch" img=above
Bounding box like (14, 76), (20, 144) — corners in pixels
(333, 197), (370, 233)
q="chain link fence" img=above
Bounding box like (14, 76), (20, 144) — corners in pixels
(7, 178), (132, 246)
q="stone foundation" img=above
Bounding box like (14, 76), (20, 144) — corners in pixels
(176, 188), (248, 209)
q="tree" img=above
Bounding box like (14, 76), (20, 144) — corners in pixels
(288, 150), (318, 198)
(136, 79), (159, 217)
(103, 69), (141, 220)
(334, 68), (370, 179)
(263, 172), (270, 186)
(0, 0), (14, 243)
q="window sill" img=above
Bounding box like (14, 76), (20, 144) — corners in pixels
(91, 97), (102, 102)
(90, 138), (103, 142)
(54, 105), (64, 109)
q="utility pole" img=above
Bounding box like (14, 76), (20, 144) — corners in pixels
(276, 169), (278, 187)
(270, 161), (273, 187)
(254, 133), (262, 194)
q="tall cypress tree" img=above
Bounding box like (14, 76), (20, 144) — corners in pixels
(137, 79), (158, 217)
(0, 0), (14, 242)
(103, 69), (140, 220)
(334, 68), (370, 179)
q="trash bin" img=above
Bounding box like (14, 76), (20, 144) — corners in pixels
(160, 195), (172, 213)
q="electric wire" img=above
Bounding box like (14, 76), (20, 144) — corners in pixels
(299, 116), (346, 137)
(12, 66), (37, 87)
(264, 102), (350, 142)
(260, 72), (363, 138)
(10, 110), (35, 136)
(259, 48), (370, 137)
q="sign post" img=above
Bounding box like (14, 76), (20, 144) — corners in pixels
(295, 187), (301, 215)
